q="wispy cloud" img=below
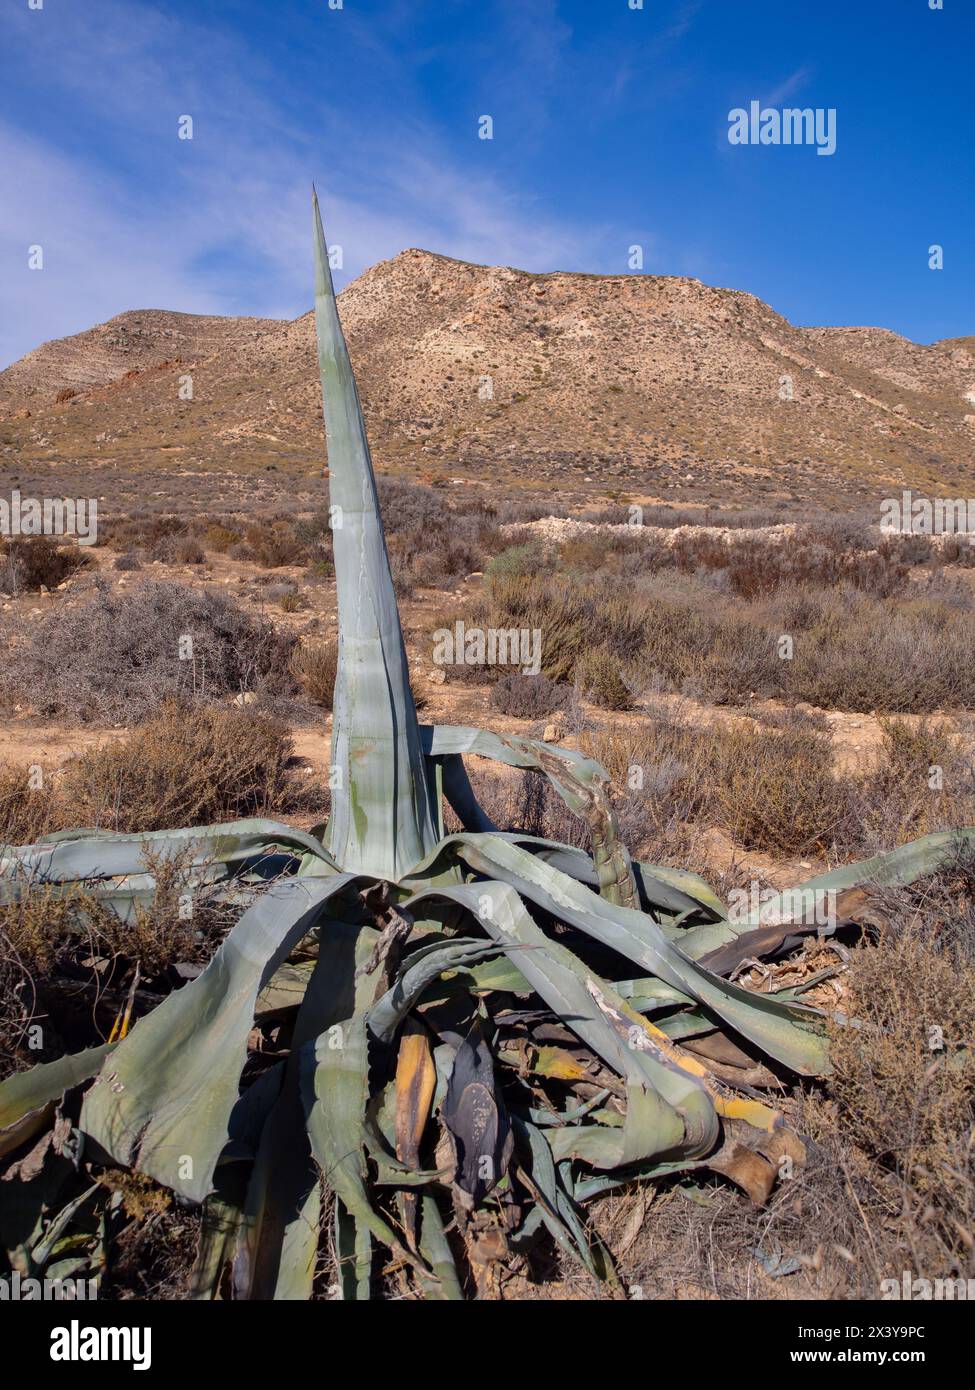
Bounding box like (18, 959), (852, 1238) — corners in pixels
(0, 0), (606, 368)
(663, 1), (704, 43)
(764, 65), (814, 108)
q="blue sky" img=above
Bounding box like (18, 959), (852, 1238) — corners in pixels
(1, 0), (971, 369)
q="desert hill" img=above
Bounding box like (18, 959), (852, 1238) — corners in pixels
(2, 249), (973, 509)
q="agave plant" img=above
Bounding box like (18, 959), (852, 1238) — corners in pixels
(1, 192), (973, 1300)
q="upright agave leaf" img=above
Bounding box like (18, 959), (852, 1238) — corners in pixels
(312, 188), (438, 878)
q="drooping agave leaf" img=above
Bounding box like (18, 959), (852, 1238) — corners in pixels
(367, 936), (509, 1043)
(191, 1069), (286, 1299)
(680, 827), (975, 968)
(334, 1197), (372, 1301)
(1, 818), (335, 893)
(404, 879), (718, 1167)
(29, 1182), (99, 1267)
(190, 1196), (244, 1300)
(407, 834), (829, 1076)
(423, 724), (608, 801)
(233, 1078), (320, 1301)
(312, 189), (438, 879)
(427, 727), (718, 920)
(423, 724), (638, 906)
(237, 908), (390, 1301)
(81, 873), (357, 1202)
(615, 977), (694, 1009)
(0, 1044), (115, 1159)
(631, 860), (728, 923)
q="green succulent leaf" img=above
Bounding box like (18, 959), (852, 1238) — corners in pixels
(313, 190), (438, 879)
(80, 873), (357, 1202)
(406, 834), (830, 1076)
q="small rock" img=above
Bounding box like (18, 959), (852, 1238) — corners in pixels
(429, 668), (446, 685)
(233, 691), (257, 706)
(542, 723), (561, 743)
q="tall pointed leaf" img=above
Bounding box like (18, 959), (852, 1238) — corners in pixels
(312, 189), (437, 878)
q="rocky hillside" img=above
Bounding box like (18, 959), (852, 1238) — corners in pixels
(2, 250), (972, 508)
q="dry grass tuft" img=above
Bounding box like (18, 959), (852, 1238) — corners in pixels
(59, 702), (293, 832)
(289, 638), (338, 710)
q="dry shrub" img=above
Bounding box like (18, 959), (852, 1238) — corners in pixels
(99, 512), (187, 555)
(670, 534), (910, 600)
(159, 534), (206, 566)
(0, 537), (91, 594)
(561, 530), (660, 582)
(828, 940), (975, 1208)
(586, 695), (969, 866)
(479, 570), (779, 703)
(0, 853), (239, 1080)
(0, 882), (87, 978)
(242, 522), (308, 568)
(378, 478), (500, 590)
(492, 530), (975, 714)
(709, 723), (842, 857)
(583, 713), (722, 863)
(203, 522), (242, 552)
(486, 541), (549, 579)
(59, 703), (292, 832)
(779, 588), (975, 713)
(575, 648), (632, 711)
(490, 672), (571, 719)
(0, 764), (61, 847)
(851, 719), (975, 851)
(290, 638), (338, 709)
(804, 864), (975, 1285)
(0, 883), (103, 1076)
(3, 580), (298, 721)
(475, 574), (590, 683)
(592, 862), (975, 1301)
(584, 708), (975, 865)
(585, 713), (843, 858)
